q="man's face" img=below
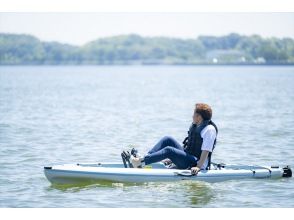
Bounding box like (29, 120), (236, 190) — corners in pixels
(192, 110), (201, 124)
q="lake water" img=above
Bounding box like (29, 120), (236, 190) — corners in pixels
(0, 65), (293, 208)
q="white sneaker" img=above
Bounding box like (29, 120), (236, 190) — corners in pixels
(130, 155), (144, 168)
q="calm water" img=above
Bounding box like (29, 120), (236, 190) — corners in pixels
(0, 65), (293, 208)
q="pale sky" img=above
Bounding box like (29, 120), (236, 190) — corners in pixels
(0, 13), (293, 45)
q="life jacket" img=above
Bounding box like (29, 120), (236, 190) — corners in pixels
(183, 120), (218, 169)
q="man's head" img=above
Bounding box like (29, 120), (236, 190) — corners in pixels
(193, 103), (212, 125)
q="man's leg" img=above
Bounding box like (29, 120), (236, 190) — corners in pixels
(147, 136), (184, 155)
(144, 146), (197, 169)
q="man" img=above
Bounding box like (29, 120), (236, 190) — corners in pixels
(130, 103), (218, 175)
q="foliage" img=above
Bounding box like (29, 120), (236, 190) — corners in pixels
(0, 33), (293, 65)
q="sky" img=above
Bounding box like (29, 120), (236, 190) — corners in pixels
(0, 12), (293, 45)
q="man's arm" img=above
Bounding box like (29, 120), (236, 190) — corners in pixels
(197, 150), (209, 168)
(191, 150), (209, 175)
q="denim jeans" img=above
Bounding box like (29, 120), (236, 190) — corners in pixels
(143, 136), (197, 169)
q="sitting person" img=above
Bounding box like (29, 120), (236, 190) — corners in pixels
(130, 103), (218, 175)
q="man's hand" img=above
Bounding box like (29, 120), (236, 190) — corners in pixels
(191, 166), (201, 175)
(162, 158), (172, 165)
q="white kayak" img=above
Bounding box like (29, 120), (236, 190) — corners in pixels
(44, 162), (292, 184)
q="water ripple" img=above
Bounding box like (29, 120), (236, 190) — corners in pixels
(0, 65), (294, 207)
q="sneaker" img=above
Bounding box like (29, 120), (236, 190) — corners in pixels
(130, 155), (144, 168)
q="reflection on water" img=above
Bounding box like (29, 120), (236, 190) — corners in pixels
(48, 180), (143, 191)
(47, 179), (214, 207)
(182, 181), (214, 207)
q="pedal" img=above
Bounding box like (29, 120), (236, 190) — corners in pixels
(130, 148), (139, 157)
(121, 150), (133, 168)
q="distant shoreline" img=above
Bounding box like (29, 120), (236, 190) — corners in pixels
(1, 33), (294, 66)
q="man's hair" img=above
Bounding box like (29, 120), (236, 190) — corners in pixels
(195, 103), (212, 120)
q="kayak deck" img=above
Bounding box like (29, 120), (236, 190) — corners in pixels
(44, 162), (292, 185)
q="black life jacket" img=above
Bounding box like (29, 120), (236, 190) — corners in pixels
(183, 120), (218, 169)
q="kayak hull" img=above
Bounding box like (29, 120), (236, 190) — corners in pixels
(44, 162), (289, 184)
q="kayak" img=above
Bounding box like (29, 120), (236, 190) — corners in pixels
(44, 162), (292, 184)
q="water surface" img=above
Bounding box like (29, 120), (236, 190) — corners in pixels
(0, 65), (293, 207)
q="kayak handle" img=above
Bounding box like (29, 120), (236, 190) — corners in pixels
(283, 166), (292, 177)
(174, 170), (194, 177)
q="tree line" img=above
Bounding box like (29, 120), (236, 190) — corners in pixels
(0, 33), (293, 65)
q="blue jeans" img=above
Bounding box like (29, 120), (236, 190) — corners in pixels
(143, 136), (198, 169)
